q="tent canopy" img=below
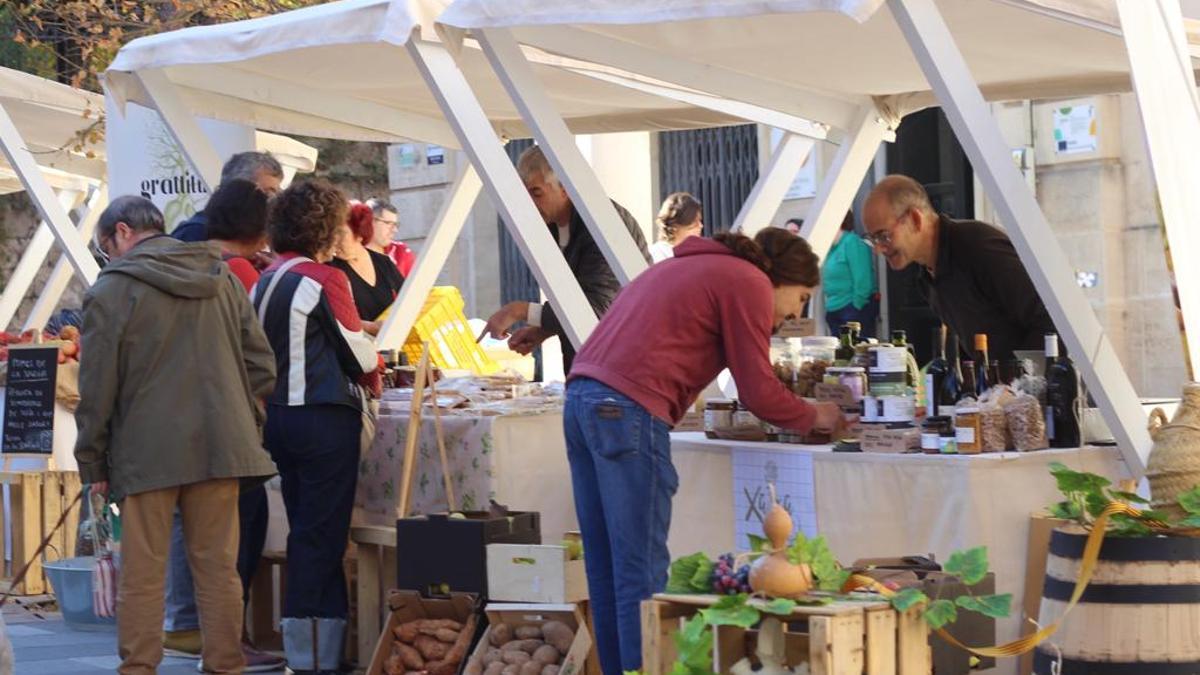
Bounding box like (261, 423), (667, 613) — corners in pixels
(437, 0), (1200, 130)
(104, 0), (746, 148)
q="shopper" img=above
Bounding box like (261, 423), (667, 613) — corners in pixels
(822, 211), (879, 338)
(160, 178), (286, 672)
(563, 228), (844, 674)
(478, 144), (651, 372)
(253, 180), (380, 673)
(173, 152), (283, 242)
(862, 174), (1055, 360)
(328, 202), (405, 333)
(365, 197), (416, 277)
(784, 217), (803, 235)
(75, 195), (277, 675)
(649, 191), (703, 263)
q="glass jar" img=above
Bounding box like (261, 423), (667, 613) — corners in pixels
(801, 336), (839, 365)
(955, 407), (982, 454)
(705, 399), (736, 438)
(922, 416), (952, 454)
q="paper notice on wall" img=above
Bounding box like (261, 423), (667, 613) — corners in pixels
(1052, 105), (1097, 155)
(769, 127), (818, 200)
(732, 447), (817, 551)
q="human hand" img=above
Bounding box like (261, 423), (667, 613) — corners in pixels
(507, 326), (552, 355)
(477, 302), (529, 342)
(811, 402), (845, 436)
(362, 320), (382, 337)
(89, 481), (109, 501)
(251, 250), (278, 271)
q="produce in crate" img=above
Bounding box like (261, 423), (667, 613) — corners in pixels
(384, 615), (477, 675)
(463, 619), (576, 675)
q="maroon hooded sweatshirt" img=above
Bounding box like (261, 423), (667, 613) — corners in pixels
(569, 236), (816, 432)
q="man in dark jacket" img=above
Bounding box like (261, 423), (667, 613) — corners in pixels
(172, 151), (283, 242)
(862, 174), (1056, 361)
(479, 145), (651, 373)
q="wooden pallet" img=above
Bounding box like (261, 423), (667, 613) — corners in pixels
(641, 593), (931, 675)
(0, 470), (82, 595)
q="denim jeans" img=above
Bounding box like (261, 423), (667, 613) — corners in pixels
(564, 378), (678, 675)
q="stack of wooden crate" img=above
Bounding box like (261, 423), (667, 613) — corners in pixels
(1, 470), (82, 595)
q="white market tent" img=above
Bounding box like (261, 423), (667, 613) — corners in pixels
(435, 0), (1200, 475)
(0, 66), (320, 332)
(103, 0), (835, 357)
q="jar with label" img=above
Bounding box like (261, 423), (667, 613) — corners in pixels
(939, 423), (958, 454)
(704, 399), (736, 439)
(955, 407), (982, 454)
(922, 416), (951, 454)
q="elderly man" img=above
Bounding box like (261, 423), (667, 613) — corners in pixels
(76, 196), (277, 674)
(172, 151), (283, 242)
(479, 145), (651, 372)
(862, 174), (1055, 361)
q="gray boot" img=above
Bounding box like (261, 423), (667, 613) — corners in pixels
(281, 617), (346, 672)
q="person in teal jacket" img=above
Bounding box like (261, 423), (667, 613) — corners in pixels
(822, 211), (879, 338)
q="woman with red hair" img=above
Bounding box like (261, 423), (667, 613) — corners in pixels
(328, 202), (405, 334)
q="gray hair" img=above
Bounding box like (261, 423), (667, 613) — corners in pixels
(97, 195), (165, 239)
(875, 174), (935, 218)
(220, 151), (283, 184)
(516, 145), (558, 186)
(365, 197), (397, 218)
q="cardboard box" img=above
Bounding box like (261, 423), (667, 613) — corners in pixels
(470, 603), (594, 675)
(1019, 515), (1069, 675)
(487, 543), (588, 604)
(860, 425), (920, 453)
(397, 511), (541, 599)
(368, 590), (481, 675)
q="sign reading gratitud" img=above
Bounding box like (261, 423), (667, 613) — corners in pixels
(2, 345), (59, 454)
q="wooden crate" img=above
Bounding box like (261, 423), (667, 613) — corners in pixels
(641, 593), (931, 675)
(0, 470), (81, 596)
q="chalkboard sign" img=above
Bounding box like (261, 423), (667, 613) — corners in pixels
(2, 345), (59, 455)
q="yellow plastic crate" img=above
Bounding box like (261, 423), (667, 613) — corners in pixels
(401, 287), (499, 375)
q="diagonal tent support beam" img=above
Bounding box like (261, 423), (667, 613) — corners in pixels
(475, 28), (649, 285)
(734, 132), (815, 236)
(376, 164), (483, 350)
(1115, 0), (1200, 379)
(406, 38), (598, 348)
(0, 105), (101, 288)
(134, 70), (223, 190)
(800, 106), (889, 261)
(0, 188), (85, 331)
(24, 185), (108, 331)
(890, 0), (1152, 473)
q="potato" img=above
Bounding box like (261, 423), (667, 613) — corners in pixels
(435, 628), (460, 644)
(501, 639), (543, 654)
(501, 666), (520, 675)
(484, 663), (506, 675)
(519, 662), (542, 675)
(415, 635), (450, 661)
(531, 645), (560, 666)
(394, 643), (425, 670)
(490, 624), (513, 647)
(482, 648), (504, 667)
(541, 666), (560, 675)
(463, 656), (485, 675)
(514, 626), (543, 640)
(540, 621), (575, 654)
(501, 651), (531, 666)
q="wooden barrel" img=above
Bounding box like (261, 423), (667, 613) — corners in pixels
(1034, 528), (1200, 674)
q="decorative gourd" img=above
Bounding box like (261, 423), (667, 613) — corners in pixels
(748, 485), (812, 598)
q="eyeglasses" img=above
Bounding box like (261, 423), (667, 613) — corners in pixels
(864, 211), (910, 249)
(93, 233), (113, 263)
(374, 217), (398, 228)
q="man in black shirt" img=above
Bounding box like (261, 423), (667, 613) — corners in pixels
(479, 145), (651, 373)
(862, 174), (1055, 361)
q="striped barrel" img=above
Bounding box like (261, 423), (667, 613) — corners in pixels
(1034, 528), (1200, 674)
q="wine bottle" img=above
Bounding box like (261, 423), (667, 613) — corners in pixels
(1045, 333), (1081, 447)
(924, 326), (948, 416)
(939, 333), (963, 415)
(960, 359), (977, 402)
(834, 324), (855, 366)
(973, 334), (991, 396)
(848, 321), (864, 344)
(988, 360), (1002, 388)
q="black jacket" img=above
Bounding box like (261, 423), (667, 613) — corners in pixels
(541, 202), (650, 372)
(917, 215), (1055, 362)
(172, 212), (208, 242)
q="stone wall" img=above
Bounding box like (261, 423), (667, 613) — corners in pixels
(0, 192), (87, 331)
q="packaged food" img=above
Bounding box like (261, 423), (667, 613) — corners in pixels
(955, 407), (982, 454)
(1004, 393), (1048, 451)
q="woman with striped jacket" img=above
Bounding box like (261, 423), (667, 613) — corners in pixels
(251, 180), (380, 674)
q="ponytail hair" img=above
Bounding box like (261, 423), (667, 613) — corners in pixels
(714, 228), (820, 287)
(656, 192), (703, 243)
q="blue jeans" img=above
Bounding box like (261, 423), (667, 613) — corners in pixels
(826, 297), (880, 340)
(564, 378), (677, 675)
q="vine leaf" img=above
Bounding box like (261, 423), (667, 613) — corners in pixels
(1178, 487), (1200, 516)
(944, 546), (989, 586)
(890, 588), (929, 613)
(760, 598), (797, 616)
(666, 553), (712, 594)
(925, 599), (958, 630)
(955, 593), (1012, 619)
(1110, 490), (1149, 505)
(672, 614), (715, 675)
(700, 594), (760, 628)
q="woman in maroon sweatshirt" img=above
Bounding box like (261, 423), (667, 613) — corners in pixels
(565, 228), (843, 675)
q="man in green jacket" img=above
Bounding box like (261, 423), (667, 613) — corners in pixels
(75, 195), (277, 674)
(822, 211), (879, 338)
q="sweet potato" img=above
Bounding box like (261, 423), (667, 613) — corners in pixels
(501, 639), (542, 654)
(392, 643), (425, 670)
(417, 619), (465, 635)
(424, 611), (477, 675)
(531, 645), (560, 666)
(415, 635), (450, 661)
(501, 651), (531, 666)
(541, 666), (559, 675)
(489, 624), (513, 646)
(540, 621), (574, 654)
(514, 626), (543, 640)
(384, 654), (405, 675)
(395, 622), (420, 644)
(434, 628), (460, 644)
(519, 662), (542, 675)
(484, 663), (506, 675)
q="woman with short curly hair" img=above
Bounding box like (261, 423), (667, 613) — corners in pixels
(252, 179), (380, 672)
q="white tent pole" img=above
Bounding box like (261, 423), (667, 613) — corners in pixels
(800, 106), (889, 261)
(475, 28), (649, 285)
(733, 133), (815, 236)
(24, 184), (108, 331)
(889, 0), (1152, 473)
(1115, 0), (1200, 379)
(0, 188), (84, 331)
(406, 38), (598, 348)
(133, 70), (222, 189)
(376, 164), (483, 350)
(0, 104), (100, 287)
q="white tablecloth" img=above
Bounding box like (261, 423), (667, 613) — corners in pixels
(668, 433), (1129, 675)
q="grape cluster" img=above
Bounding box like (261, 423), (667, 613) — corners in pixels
(709, 553), (752, 594)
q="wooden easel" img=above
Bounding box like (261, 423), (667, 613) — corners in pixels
(396, 342), (457, 519)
